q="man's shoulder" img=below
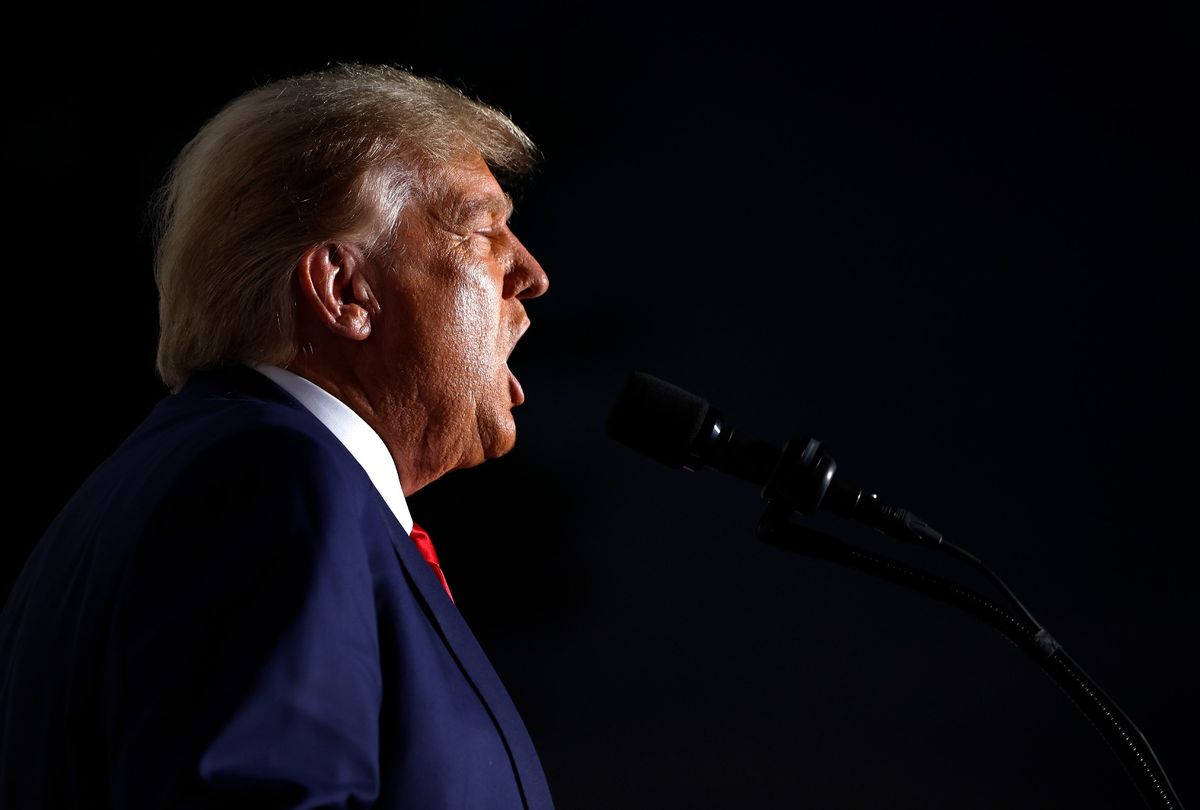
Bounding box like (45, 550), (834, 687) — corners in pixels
(152, 388), (346, 468)
(134, 364), (359, 476)
(50, 371), (392, 580)
(60, 367), (373, 541)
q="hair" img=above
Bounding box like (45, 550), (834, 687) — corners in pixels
(150, 62), (539, 393)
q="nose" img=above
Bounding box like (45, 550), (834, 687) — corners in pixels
(506, 232), (549, 300)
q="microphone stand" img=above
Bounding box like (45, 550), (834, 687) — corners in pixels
(757, 446), (1184, 810)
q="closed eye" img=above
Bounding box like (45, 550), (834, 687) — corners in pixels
(476, 219), (512, 236)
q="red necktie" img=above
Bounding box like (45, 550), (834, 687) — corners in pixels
(409, 522), (454, 604)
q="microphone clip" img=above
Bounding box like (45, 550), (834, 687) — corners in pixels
(760, 437), (837, 515)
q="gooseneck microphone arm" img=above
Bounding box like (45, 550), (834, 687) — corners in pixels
(757, 506), (1181, 810)
(606, 371), (1184, 810)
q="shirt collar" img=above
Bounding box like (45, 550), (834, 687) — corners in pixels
(248, 363), (414, 534)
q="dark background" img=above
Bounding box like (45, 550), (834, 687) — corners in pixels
(8, 3), (1195, 808)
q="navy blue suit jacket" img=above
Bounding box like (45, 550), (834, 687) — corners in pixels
(0, 363), (554, 809)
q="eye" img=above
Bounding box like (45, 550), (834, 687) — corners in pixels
(475, 219), (511, 237)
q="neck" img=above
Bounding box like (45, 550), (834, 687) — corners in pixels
(283, 355), (445, 494)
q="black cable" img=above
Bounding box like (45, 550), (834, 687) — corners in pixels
(938, 539), (1047, 631)
(758, 504), (1185, 809)
(930, 538), (1180, 804)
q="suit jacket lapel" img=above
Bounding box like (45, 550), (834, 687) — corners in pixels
(376, 507), (553, 809)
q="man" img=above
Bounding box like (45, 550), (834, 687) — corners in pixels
(0, 63), (553, 809)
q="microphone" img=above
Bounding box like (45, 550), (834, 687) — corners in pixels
(605, 371), (943, 547)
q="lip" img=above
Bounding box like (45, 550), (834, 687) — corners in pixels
(507, 364), (525, 405)
(507, 319), (531, 359)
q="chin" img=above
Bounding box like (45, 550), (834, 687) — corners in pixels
(484, 429), (518, 460)
(466, 408), (517, 465)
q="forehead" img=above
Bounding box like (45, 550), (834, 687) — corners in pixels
(424, 153), (514, 222)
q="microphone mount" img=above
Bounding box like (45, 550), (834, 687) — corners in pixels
(761, 436), (945, 548)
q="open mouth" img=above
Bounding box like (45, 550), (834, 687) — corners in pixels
(505, 320), (531, 405)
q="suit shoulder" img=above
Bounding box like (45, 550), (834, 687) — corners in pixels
(126, 410), (384, 591)
(55, 396), (377, 564)
(184, 411), (353, 477)
(23, 385), (386, 601)
(130, 389), (366, 492)
(154, 415), (369, 523)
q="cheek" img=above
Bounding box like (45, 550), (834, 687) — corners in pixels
(438, 275), (500, 378)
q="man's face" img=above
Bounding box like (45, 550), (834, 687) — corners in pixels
(370, 152), (549, 482)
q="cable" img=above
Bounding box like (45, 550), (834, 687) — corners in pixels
(938, 539), (1046, 636)
(758, 504), (1185, 809)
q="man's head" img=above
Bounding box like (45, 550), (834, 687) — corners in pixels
(151, 63), (549, 492)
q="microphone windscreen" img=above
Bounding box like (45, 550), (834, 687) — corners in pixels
(605, 372), (712, 468)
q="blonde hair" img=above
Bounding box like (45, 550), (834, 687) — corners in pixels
(150, 62), (538, 392)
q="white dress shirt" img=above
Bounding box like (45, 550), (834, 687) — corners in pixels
(248, 363), (414, 535)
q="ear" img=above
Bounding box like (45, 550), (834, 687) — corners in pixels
(295, 242), (382, 341)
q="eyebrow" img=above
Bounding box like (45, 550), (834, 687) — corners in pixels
(448, 190), (515, 225)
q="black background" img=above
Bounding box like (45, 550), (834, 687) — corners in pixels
(8, 3), (1195, 808)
